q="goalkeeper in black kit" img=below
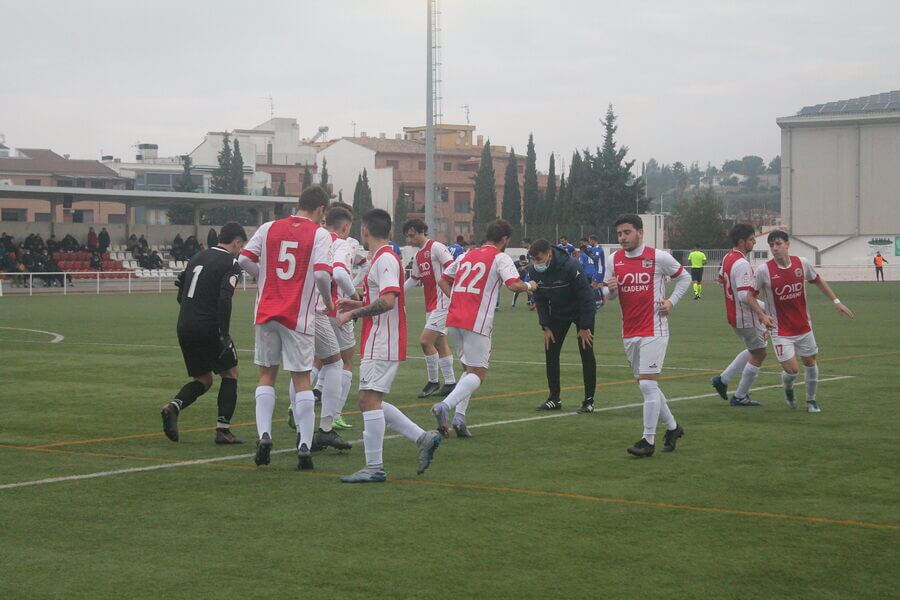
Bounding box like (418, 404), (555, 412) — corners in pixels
(160, 222), (248, 445)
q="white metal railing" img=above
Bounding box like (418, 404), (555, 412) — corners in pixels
(0, 270), (254, 296)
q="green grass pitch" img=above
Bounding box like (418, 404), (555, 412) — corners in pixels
(1, 282), (898, 599)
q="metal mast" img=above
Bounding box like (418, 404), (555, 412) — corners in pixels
(424, 0), (440, 235)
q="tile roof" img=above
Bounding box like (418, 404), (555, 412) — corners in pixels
(0, 148), (122, 177)
(342, 137), (521, 159)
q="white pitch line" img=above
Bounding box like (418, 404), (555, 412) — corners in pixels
(0, 376), (854, 492)
(0, 326), (64, 343)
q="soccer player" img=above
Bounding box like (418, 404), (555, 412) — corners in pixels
(528, 239), (597, 413)
(432, 219), (537, 437)
(752, 230), (854, 412)
(403, 218), (458, 398)
(556, 236), (575, 255)
(874, 252), (887, 282)
(161, 222), (247, 445)
(336, 209), (442, 483)
(588, 235), (607, 308)
(687, 245), (708, 300)
(448, 235), (467, 260)
(711, 224), (772, 407)
(602, 214), (691, 457)
(237, 185), (335, 470)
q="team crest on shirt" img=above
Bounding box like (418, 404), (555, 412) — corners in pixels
(229, 275), (238, 288)
(794, 268), (802, 277)
(642, 259), (654, 268)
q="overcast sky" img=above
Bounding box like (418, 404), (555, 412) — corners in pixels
(2, 0), (897, 172)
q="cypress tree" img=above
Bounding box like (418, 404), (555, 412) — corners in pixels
(351, 173), (363, 239)
(501, 149), (521, 226)
(302, 164), (312, 190)
(230, 138), (245, 194)
(320, 158), (329, 188)
(393, 183), (409, 240)
(522, 134), (539, 223)
(536, 152), (556, 222)
(174, 155), (197, 192)
(210, 132), (232, 194)
(473, 140), (497, 226)
(277, 180), (286, 197)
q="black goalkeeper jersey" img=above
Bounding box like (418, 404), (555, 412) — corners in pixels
(176, 246), (243, 335)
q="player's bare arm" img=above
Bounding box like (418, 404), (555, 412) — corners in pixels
(746, 289), (775, 328)
(812, 277), (855, 318)
(337, 293), (397, 326)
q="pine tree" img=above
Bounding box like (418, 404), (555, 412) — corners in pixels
(302, 164), (312, 190)
(502, 149), (521, 226)
(360, 169), (374, 215)
(210, 133), (232, 193)
(351, 174), (363, 239)
(535, 152), (556, 223)
(393, 184), (409, 240)
(522, 134), (539, 223)
(338, 190), (343, 204)
(173, 155), (197, 192)
(473, 140), (497, 226)
(230, 138), (246, 194)
(594, 104), (644, 223)
(320, 158), (329, 189)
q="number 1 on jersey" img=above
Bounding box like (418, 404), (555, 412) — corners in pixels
(186, 265), (203, 299)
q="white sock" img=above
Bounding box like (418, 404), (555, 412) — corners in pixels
(442, 372), (481, 411)
(805, 365), (819, 402)
(337, 369), (353, 417)
(455, 394), (469, 417)
(382, 401), (425, 443)
(310, 366), (319, 386)
(318, 360), (344, 431)
(439, 355), (456, 384)
(721, 350), (751, 384)
(425, 353), (439, 383)
(782, 371), (797, 389)
(255, 385), (276, 439)
(735, 363), (761, 398)
(658, 388), (677, 431)
(288, 379), (295, 403)
(315, 373), (325, 393)
(362, 409), (385, 469)
(292, 390), (315, 450)
(639, 379), (660, 444)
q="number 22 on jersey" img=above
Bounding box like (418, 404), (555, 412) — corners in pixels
(452, 261), (486, 294)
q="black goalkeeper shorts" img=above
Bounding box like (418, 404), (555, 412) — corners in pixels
(178, 325), (237, 377)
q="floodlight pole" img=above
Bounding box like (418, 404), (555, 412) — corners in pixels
(424, 0), (437, 235)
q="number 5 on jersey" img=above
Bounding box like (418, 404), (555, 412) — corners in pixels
(276, 241), (299, 280)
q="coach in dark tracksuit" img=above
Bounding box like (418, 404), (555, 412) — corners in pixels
(528, 239), (597, 413)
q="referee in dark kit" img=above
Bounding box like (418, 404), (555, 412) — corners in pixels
(160, 222), (248, 445)
(527, 238), (598, 414)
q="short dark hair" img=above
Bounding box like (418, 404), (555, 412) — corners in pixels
(403, 218), (427, 235)
(729, 223), (756, 245)
(325, 206), (353, 228)
(485, 219), (513, 243)
(298, 185), (330, 212)
(519, 255), (527, 261)
(362, 208), (392, 239)
(528, 239), (552, 256)
(329, 201), (354, 215)
(578, 237), (588, 244)
(559, 235), (568, 241)
(767, 230), (790, 245)
(219, 222), (248, 244)
(588, 235), (598, 242)
(614, 214), (643, 230)
(456, 235), (465, 244)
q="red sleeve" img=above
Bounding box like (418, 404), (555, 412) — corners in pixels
(737, 285), (754, 291)
(673, 266), (684, 278)
(240, 249), (259, 262)
(379, 286), (402, 296)
(314, 263), (332, 273)
(333, 262), (349, 272)
(504, 277), (522, 287)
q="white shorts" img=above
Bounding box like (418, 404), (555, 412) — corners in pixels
(329, 316), (355, 352)
(733, 326), (768, 351)
(314, 314), (341, 359)
(254, 321), (314, 373)
(623, 336), (669, 378)
(448, 326), (492, 369)
(773, 331), (818, 362)
(424, 308), (448, 335)
(358, 359), (400, 393)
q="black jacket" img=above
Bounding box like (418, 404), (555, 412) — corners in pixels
(528, 247), (595, 330)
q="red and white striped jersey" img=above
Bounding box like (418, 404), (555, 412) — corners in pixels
(410, 239), (454, 312)
(240, 216), (331, 333)
(314, 233), (355, 318)
(754, 256), (819, 337)
(359, 245), (407, 361)
(609, 246), (685, 338)
(720, 249), (759, 329)
(443, 245), (521, 336)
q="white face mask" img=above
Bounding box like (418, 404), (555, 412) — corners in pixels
(533, 261), (549, 273)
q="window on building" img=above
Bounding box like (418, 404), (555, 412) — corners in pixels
(454, 221), (470, 236)
(76, 179), (87, 188)
(34, 212), (51, 222)
(458, 163), (477, 172)
(73, 209), (94, 224)
(146, 173), (172, 186)
(418, 161), (426, 170)
(107, 213), (127, 224)
(439, 186), (449, 202)
(57, 179), (73, 187)
(386, 159), (400, 169)
(443, 162), (453, 171)
(435, 218), (447, 234)
(1, 208), (27, 221)
(91, 180), (106, 189)
(25, 179), (41, 186)
(453, 191), (471, 213)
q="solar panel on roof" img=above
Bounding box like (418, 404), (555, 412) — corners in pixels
(796, 90), (900, 116)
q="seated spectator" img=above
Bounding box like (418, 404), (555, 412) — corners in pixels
(172, 233), (184, 259)
(207, 228), (218, 248)
(46, 235), (59, 253)
(126, 233), (139, 251)
(90, 252), (103, 271)
(45, 255), (70, 287)
(1, 250), (17, 273)
(147, 250), (163, 270)
(87, 227), (99, 252)
(183, 235), (200, 258)
(61, 233), (80, 252)
(98, 227), (111, 254)
(21, 248), (34, 271)
(0, 232), (14, 253)
(138, 234), (149, 250)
